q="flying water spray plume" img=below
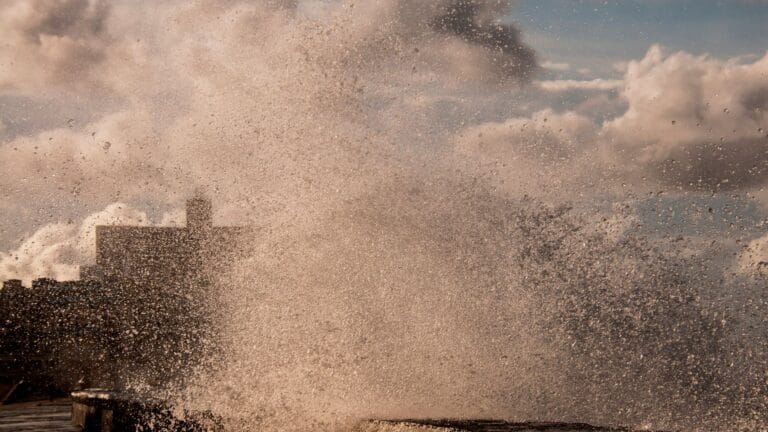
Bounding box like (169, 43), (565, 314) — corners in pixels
(173, 177), (767, 431)
(0, 0), (767, 431)
(163, 3), (766, 430)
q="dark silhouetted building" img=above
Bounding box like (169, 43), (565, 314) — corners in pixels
(82, 195), (253, 291)
(1, 196), (253, 392)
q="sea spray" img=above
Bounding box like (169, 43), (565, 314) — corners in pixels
(171, 178), (767, 431)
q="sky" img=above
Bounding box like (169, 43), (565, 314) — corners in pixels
(0, 0), (767, 282)
(516, 0), (768, 77)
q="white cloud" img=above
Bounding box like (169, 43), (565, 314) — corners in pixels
(456, 109), (598, 160)
(458, 45), (768, 196)
(602, 45), (768, 190)
(454, 109), (600, 197)
(535, 78), (623, 92)
(0, 203), (150, 284)
(542, 60), (570, 72)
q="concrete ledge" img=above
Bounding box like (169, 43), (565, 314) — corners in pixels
(359, 419), (668, 432)
(71, 390), (115, 432)
(71, 389), (222, 432)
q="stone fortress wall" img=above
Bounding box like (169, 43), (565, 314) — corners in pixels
(0, 196), (251, 396)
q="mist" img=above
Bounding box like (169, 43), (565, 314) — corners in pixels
(1, 1), (767, 431)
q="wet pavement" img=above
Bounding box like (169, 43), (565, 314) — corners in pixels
(0, 400), (77, 432)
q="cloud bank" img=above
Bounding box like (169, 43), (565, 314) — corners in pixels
(459, 45), (768, 195)
(603, 46), (768, 191)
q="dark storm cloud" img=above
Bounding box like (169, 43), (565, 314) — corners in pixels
(28, 0), (109, 40)
(655, 138), (768, 191)
(0, 0), (112, 90)
(431, 0), (538, 81)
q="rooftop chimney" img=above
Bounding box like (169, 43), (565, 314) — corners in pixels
(2, 279), (23, 291)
